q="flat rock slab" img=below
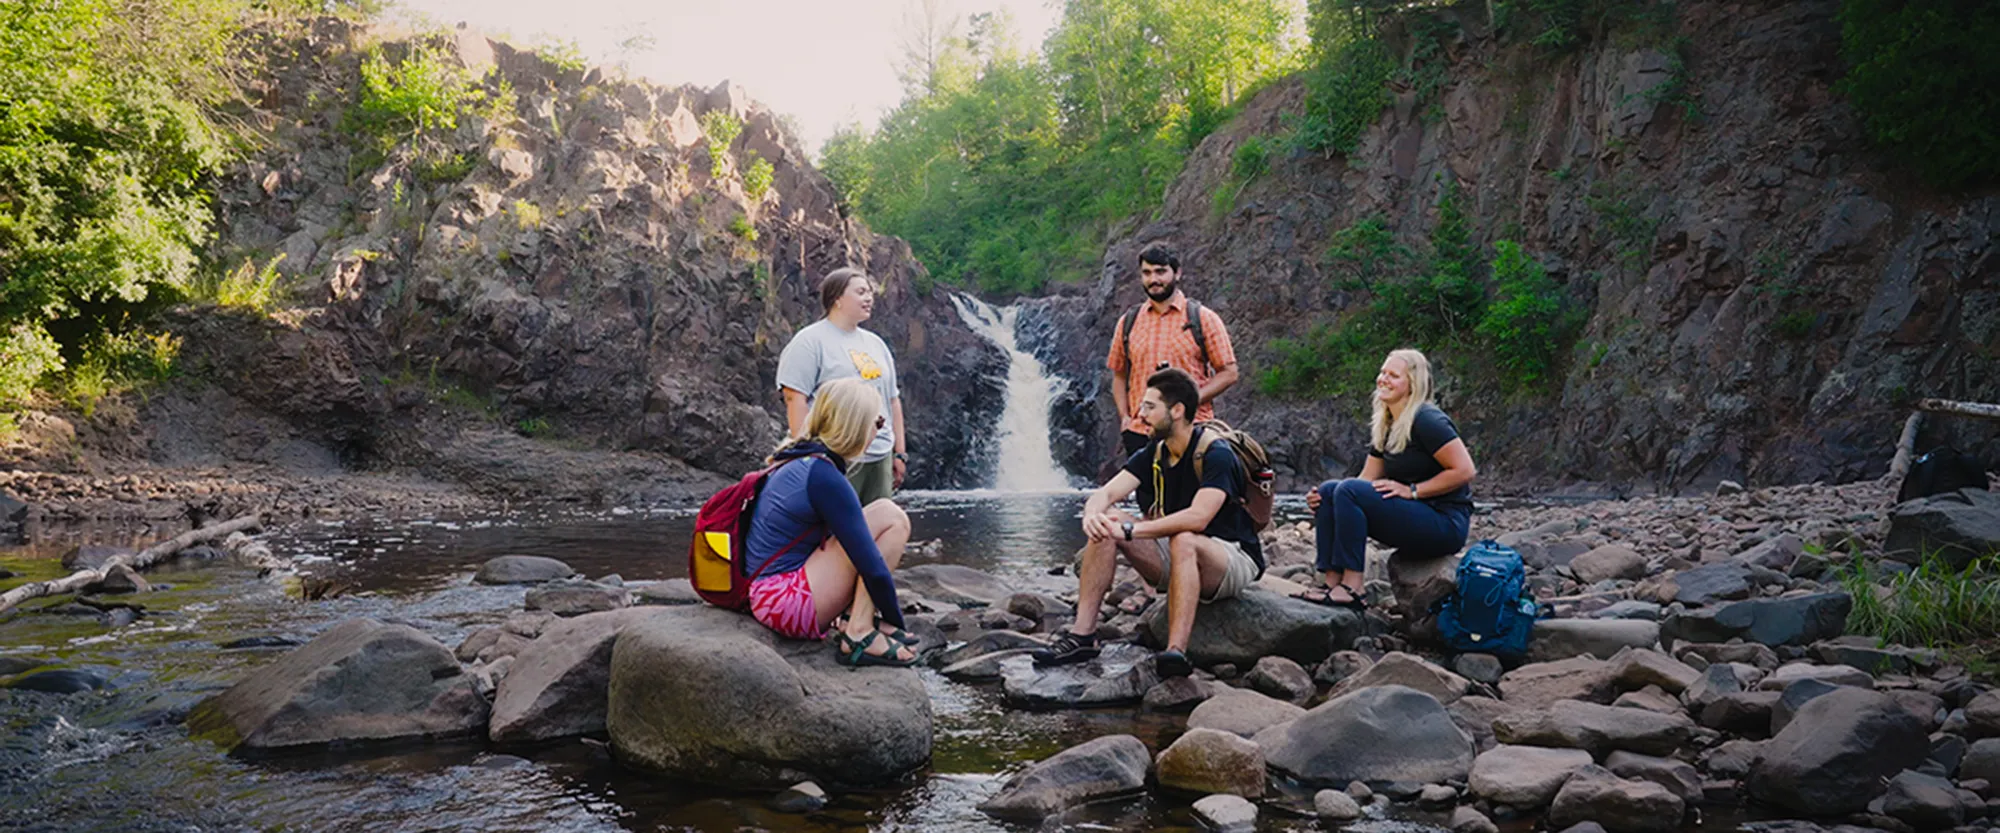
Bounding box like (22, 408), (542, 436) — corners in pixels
(1660, 593), (1852, 648)
(1140, 587), (1363, 667)
(525, 579), (630, 616)
(1494, 699), (1695, 758)
(978, 734), (1149, 821)
(999, 643), (1158, 708)
(1259, 684), (1473, 788)
(894, 564), (1019, 607)
(607, 606), (930, 787)
(1499, 656), (1616, 708)
(1189, 688), (1308, 738)
(1526, 619), (1660, 662)
(1547, 764), (1684, 833)
(1330, 651), (1473, 705)
(630, 579), (700, 606)
(474, 555), (577, 585)
(187, 618), (488, 750)
(1885, 488), (2000, 570)
(1470, 744), (1595, 809)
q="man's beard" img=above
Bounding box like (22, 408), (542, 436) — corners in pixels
(1149, 417), (1176, 440)
(1145, 279), (1177, 302)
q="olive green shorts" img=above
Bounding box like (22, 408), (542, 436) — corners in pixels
(847, 456), (894, 504)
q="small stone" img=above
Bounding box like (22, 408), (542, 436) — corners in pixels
(1191, 793), (1257, 832)
(1143, 676), (1217, 713)
(771, 781), (827, 813)
(1157, 727), (1266, 798)
(1454, 653), (1504, 685)
(1419, 783), (1457, 806)
(1451, 806), (1499, 833)
(1346, 780), (1373, 801)
(1247, 656), (1316, 704)
(1314, 788), (1362, 821)
(1716, 481), (1744, 496)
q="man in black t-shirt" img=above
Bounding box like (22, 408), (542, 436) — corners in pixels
(1032, 368), (1263, 678)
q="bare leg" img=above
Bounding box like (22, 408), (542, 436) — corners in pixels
(1162, 532), (1237, 652)
(802, 499), (913, 661)
(1071, 508), (1153, 635)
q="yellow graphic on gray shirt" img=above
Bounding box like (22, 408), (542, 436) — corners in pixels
(848, 349), (884, 380)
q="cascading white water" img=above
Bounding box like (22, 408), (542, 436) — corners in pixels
(950, 294), (1074, 492)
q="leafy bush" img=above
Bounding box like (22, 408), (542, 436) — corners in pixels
(1477, 240), (1579, 386)
(743, 152), (776, 200)
(728, 215), (758, 241)
(534, 37), (588, 73)
(1837, 0), (2000, 188)
(203, 254), (287, 311)
(0, 325), (64, 406)
(700, 110), (743, 178)
(1289, 36), (1393, 155)
(348, 42), (488, 141)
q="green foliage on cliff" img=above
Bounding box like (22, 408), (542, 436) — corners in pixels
(1263, 188), (1584, 398)
(701, 110), (743, 178)
(1837, 0), (2000, 189)
(821, 2), (1299, 294)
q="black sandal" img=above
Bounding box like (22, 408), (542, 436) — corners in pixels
(834, 629), (918, 669)
(1296, 585), (1368, 610)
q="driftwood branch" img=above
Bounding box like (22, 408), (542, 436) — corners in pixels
(0, 514), (263, 614)
(1918, 398), (2000, 421)
(1887, 412), (1925, 481)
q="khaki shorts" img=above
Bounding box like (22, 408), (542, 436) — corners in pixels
(1152, 537), (1260, 603)
(847, 456), (894, 504)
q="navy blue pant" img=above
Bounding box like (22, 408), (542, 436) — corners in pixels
(1314, 478), (1471, 573)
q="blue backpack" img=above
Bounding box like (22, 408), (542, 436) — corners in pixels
(1434, 540), (1541, 656)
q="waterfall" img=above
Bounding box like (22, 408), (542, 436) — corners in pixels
(950, 294), (1074, 492)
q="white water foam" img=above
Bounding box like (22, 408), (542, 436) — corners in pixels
(949, 294), (1075, 492)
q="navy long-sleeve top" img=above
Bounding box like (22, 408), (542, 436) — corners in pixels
(742, 446), (904, 628)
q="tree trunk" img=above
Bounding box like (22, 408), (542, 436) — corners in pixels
(0, 514), (263, 614)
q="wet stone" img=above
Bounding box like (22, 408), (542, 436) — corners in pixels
(218, 635), (306, 650)
(771, 781), (828, 813)
(474, 555), (577, 585)
(1143, 675), (1217, 713)
(7, 668), (109, 693)
(1315, 788), (1363, 821)
(999, 642), (1159, 709)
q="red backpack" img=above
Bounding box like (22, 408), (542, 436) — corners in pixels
(688, 455), (824, 610)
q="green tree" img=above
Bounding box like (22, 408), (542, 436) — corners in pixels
(1837, 0), (2000, 188)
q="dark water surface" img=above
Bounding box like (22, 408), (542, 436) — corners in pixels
(1, 491), (1392, 833)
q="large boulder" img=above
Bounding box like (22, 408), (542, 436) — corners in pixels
(1141, 587), (1362, 667)
(187, 619), (488, 750)
(1492, 699), (1695, 758)
(1747, 687), (1931, 814)
(1526, 619), (1661, 662)
(1498, 656), (1617, 708)
(1667, 562), (1758, 606)
(1880, 770), (1965, 830)
(1258, 685), (1474, 787)
(1188, 688), (1308, 738)
(1660, 593), (1852, 648)
(1328, 651), (1473, 705)
(977, 735), (1149, 821)
(1607, 648), (1700, 694)
(1155, 727), (1266, 797)
(1387, 551), (1460, 617)
(1546, 764), (1684, 833)
(474, 555), (577, 585)
(1604, 751), (1701, 805)
(1960, 688), (2000, 737)
(1469, 744), (1594, 809)
(1885, 488), (2000, 570)
(606, 607), (930, 787)
(998, 642), (1158, 708)
(489, 608), (668, 743)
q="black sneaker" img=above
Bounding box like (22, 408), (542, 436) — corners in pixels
(1031, 631), (1101, 667)
(1154, 649), (1192, 679)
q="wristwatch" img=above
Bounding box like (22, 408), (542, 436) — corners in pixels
(893, 452), (908, 462)
(1121, 521), (1135, 541)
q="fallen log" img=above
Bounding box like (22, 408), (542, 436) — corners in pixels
(1886, 412), (1924, 481)
(0, 513), (263, 614)
(1917, 398), (2000, 420)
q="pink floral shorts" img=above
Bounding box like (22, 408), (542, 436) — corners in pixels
(748, 568), (824, 640)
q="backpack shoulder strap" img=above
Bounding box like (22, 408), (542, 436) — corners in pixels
(1185, 298), (1209, 370)
(1119, 302), (1147, 371)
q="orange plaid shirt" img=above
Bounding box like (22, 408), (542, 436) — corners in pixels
(1106, 292), (1236, 433)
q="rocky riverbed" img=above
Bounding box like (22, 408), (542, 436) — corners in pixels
(4, 478), (1999, 832)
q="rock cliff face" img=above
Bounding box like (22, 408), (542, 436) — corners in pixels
(193, 19), (1003, 491)
(1035, 0), (1997, 493)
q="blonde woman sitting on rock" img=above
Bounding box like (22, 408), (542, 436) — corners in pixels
(740, 378), (917, 667)
(1301, 348), (1477, 609)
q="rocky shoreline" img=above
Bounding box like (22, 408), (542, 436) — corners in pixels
(6, 474), (1999, 832)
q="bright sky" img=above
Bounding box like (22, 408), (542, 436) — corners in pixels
(386, 0), (1065, 153)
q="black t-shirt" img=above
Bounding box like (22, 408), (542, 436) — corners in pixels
(1368, 402), (1474, 512)
(1122, 428), (1265, 571)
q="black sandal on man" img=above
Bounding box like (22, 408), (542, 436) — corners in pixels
(834, 629), (918, 669)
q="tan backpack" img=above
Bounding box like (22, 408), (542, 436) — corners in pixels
(1150, 420), (1275, 531)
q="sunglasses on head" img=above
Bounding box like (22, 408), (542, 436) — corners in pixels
(876, 415), (886, 429)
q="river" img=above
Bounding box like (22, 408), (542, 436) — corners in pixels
(2, 491), (1456, 833)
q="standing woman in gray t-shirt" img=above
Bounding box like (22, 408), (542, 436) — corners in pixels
(775, 268), (907, 503)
